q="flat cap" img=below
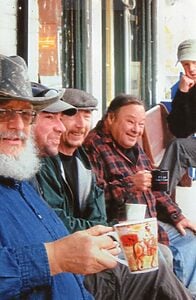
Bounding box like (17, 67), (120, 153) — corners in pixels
(62, 88), (98, 110)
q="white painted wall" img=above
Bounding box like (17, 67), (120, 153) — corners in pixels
(0, 0), (17, 55)
(85, 0), (102, 124)
(28, 0), (39, 81)
(0, 0), (39, 81)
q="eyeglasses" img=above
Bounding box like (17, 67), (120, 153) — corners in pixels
(0, 109), (37, 125)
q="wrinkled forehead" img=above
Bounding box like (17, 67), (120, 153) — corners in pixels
(116, 103), (145, 117)
(0, 99), (33, 109)
(181, 60), (196, 64)
(74, 108), (93, 114)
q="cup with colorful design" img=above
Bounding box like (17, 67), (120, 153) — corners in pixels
(114, 217), (158, 273)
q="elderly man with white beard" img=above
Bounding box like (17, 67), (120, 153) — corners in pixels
(0, 54), (122, 299)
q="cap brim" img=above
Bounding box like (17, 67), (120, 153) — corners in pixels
(76, 106), (98, 111)
(41, 99), (77, 115)
(177, 54), (196, 65)
(0, 90), (63, 111)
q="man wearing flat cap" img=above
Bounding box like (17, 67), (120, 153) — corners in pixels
(62, 88), (98, 110)
(160, 39), (196, 194)
(36, 88), (106, 234)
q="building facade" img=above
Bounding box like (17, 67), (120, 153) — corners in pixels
(0, 0), (195, 122)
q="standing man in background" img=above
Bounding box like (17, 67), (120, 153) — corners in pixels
(160, 39), (196, 194)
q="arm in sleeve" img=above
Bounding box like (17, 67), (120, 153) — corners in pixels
(0, 243), (51, 298)
(37, 160), (108, 233)
(167, 89), (192, 137)
(55, 208), (108, 233)
(83, 144), (124, 201)
(154, 191), (185, 225)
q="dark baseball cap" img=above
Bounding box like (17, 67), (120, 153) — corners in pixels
(32, 83), (77, 115)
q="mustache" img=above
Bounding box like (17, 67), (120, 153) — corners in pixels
(71, 129), (86, 134)
(0, 130), (27, 140)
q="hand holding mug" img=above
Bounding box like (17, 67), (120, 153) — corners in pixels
(131, 170), (152, 192)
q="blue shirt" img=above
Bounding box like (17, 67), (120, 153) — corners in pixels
(0, 178), (93, 300)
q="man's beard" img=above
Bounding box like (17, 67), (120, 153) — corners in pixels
(0, 135), (40, 181)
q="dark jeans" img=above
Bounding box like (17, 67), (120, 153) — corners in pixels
(84, 259), (192, 300)
(160, 136), (196, 194)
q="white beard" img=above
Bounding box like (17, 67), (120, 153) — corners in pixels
(0, 136), (40, 180)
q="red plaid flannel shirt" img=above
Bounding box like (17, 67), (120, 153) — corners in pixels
(84, 120), (185, 245)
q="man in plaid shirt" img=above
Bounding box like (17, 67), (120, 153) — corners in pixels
(84, 94), (196, 297)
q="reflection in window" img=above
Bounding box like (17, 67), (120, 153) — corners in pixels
(38, 0), (62, 87)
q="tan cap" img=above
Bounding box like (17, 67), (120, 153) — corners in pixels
(42, 97), (77, 116)
(177, 39), (196, 63)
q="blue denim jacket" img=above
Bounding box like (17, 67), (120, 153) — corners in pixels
(0, 179), (93, 300)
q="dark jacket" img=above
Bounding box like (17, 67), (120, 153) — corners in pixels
(167, 85), (196, 137)
(36, 147), (109, 233)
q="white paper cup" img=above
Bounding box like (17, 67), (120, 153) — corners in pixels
(125, 203), (147, 220)
(114, 217), (158, 273)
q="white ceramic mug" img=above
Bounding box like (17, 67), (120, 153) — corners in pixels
(125, 203), (147, 221)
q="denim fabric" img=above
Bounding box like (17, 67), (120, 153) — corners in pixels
(159, 221), (196, 297)
(160, 136), (196, 193)
(0, 180), (93, 300)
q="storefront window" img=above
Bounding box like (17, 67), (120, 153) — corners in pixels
(38, 0), (62, 87)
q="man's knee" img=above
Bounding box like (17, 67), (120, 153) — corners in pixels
(158, 243), (173, 269)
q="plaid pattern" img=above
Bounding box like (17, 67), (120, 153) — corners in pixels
(85, 120), (185, 245)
